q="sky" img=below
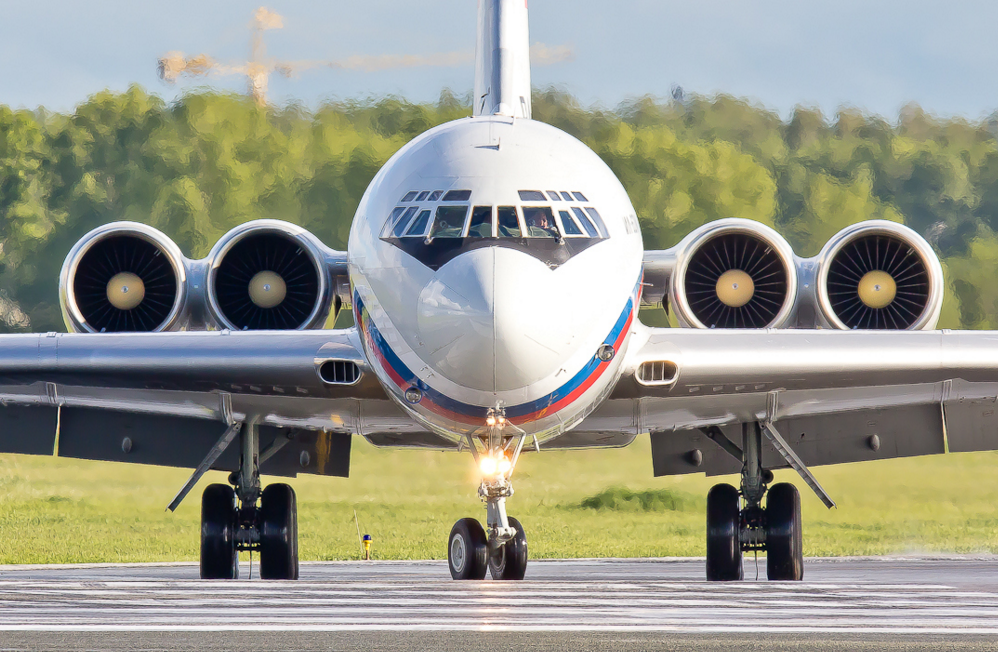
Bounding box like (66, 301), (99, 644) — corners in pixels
(2, 0), (998, 121)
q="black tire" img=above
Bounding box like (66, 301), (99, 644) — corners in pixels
(706, 483), (743, 581)
(766, 482), (803, 581)
(488, 516), (528, 581)
(448, 518), (488, 580)
(201, 483), (238, 580)
(260, 483), (299, 580)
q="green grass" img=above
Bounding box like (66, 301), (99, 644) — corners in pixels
(2, 434), (998, 564)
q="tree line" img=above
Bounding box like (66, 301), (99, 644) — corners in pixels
(2, 85), (998, 332)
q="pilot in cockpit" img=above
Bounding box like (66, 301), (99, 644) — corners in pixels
(524, 208), (559, 238)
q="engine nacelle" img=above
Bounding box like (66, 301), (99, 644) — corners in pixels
(816, 221), (943, 330)
(205, 220), (336, 331)
(60, 223), (188, 333)
(670, 219), (798, 329)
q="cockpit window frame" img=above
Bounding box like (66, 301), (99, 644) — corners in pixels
(497, 205), (524, 238)
(401, 191), (418, 202)
(428, 205), (471, 240)
(443, 190), (472, 202)
(518, 190), (547, 202)
(466, 206), (494, 238)
(557, 210), (586, 237)
(381, 206), (407, 237)
(402, 209), (432, 237)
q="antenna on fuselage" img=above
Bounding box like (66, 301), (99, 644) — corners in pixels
(474, 0), (532, 119)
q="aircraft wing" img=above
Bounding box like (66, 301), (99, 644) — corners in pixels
(576, 327), (998, 477)
(0, 328), (440, 478)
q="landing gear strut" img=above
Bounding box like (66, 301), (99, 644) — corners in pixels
(199, 422), (299, 580)
(705, 422), (804, 582)
(448, 408), (529, 581)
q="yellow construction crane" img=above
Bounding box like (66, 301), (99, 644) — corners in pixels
(159, 6), (574, 106)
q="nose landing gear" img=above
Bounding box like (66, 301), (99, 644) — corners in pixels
(448, 407), (529, 581)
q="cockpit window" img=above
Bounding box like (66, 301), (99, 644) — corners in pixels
(401, 191), (418, 202)
(523, 206), (559, 238)
(443, 190), (472, 202)
(403, 209), (432, 237)
(558, 210), (585, 236)
(559, 192), (572, 201)
(497, 206), (522, 237)
(572, 192), (588, 202)
(429, 205), (469, 239)
(382, 206), (406, 236)
(584, 207), (608, 237)
(572, 207), (599, 237)
(518, 190), (547, 201)
(390, 206), (419, 237)
(428, 190), (443, 201)
(547, 191), (562, 201)
(416, 191), (430, 202)
(467, 206), (493, 238)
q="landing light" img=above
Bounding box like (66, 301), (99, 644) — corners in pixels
(479, 454), (511, 476)
(486, 415), (497, 427)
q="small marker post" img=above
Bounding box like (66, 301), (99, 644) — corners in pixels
(363, 534), (372, 561)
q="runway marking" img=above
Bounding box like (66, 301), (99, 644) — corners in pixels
(3, 575), (998, 633)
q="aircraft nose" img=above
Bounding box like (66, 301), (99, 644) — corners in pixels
(416, 248), (496, 392)
(416, 247), (581, 394)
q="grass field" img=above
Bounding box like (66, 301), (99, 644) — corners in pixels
(2, 435), (998, 564)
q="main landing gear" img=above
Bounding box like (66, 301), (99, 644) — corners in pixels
(448, 408), (529, 581)
(198, 422), (299, 580)
(705, 421), (833, 582)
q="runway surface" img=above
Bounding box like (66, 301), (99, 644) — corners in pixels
(2, 557), (998, 650)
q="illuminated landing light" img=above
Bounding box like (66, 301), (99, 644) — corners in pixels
(106, 272), (145, 310)
(479, 454), (512, 477)
(715, 269), (755, 308)
(858, 270), (897, 309)
(248, 270), (287, 308)
(480, 456), (498, 475)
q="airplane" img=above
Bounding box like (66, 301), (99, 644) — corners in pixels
(1, 0), (996, 584)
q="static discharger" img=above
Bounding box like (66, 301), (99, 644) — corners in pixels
(106, 272), (145, 310)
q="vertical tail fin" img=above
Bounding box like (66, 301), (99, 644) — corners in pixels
(474, 0), (532, 119)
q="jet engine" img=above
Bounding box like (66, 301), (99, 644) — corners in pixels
(60, 223), (187, 333)
(206, 220), (333, 331)
(816, 221), (943, 330)
(670, 219), (797, 329)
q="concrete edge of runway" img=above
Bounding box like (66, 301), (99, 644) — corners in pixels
(2, 553), (997, 572)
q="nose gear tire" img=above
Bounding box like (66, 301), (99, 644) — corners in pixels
(200, 483), (239, 580)
(488, 516), (528, 581)
(706, 483), (743, 581)
(260, 483), (299, 580)
(766, 482), (803, 581)
(448, 518), (489, 580)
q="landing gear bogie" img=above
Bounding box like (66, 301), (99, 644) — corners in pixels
(704, 422), (807, 582)
(197, 423), (299, 580)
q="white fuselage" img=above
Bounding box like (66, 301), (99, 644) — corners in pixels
(348, 116), (644, 443)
